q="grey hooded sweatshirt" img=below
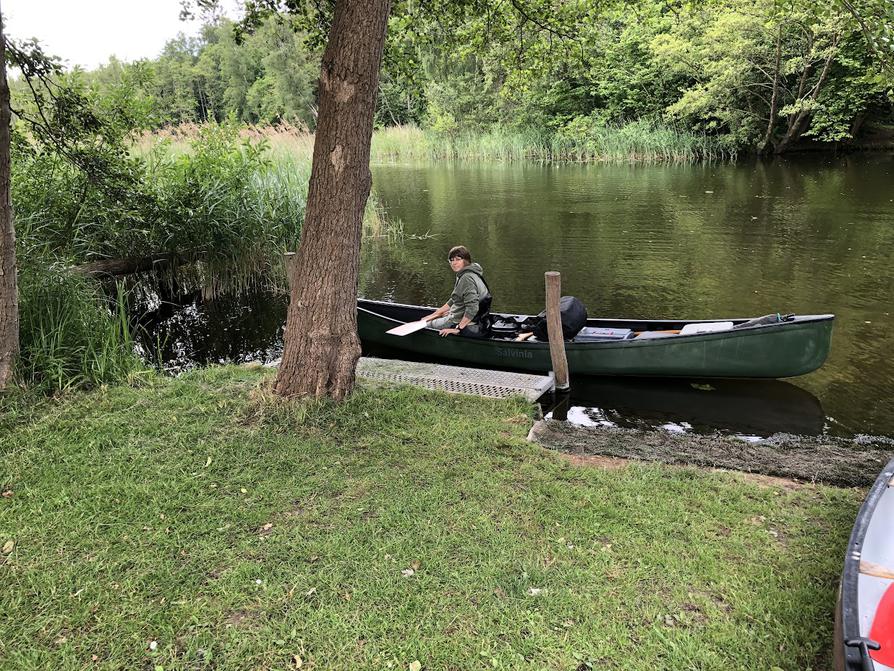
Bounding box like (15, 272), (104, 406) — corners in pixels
(447, 263), (488, 323)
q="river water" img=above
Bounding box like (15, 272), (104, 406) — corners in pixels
(137, 154), (894, 439)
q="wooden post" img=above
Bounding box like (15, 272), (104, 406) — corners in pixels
(545, 271), (570, 391)
(549, 391), (571, 421)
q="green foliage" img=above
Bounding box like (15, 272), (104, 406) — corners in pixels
(423, 54), (501, 134)
(7, 56), (312, 391)
(370, 120), (731, 163)
(12, 116), (309, 271)
(145, 123), (306, 280)
(639, 0), (888, 150)
(553, 116), (734, 162)
(15, 266), (142, 393)
(82, 16), (320, 127)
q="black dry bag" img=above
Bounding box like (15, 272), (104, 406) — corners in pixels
(532, 296), (588, 341)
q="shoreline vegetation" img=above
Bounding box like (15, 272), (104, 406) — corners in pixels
(153, 121), (894, 167)
(11, 121), (400, 393)
(25, 3), (888, 162)
(0, 366), (863, 669)
(148, 120), (737, 165)
(372, 123), (736, 164)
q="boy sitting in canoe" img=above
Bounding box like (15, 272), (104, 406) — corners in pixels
(422, 245), (491, 337)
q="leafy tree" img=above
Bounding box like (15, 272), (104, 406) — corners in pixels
(251, 17), (319, 125)
(155, 35), (206, 123)
(650, 0), (887, 152)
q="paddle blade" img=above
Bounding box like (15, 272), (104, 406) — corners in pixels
(386, 320), (429, 336)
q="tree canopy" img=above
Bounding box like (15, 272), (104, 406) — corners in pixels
(37, 0), (880, 152)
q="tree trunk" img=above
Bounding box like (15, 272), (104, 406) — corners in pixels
(274, 0), (391, 400)
(0, 13), (19, 390)
(775, 41), (837, 154)
(758, 26), (783, 155)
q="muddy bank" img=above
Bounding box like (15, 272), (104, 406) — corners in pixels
(529, 420), (894, 487)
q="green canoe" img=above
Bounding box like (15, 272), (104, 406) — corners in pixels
(357, 299), (834, 379)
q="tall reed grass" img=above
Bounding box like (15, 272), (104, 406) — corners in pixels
(137, 121), (316, 159)
(16, 264), (143, 393)
(370, 121), (734, 163)
(143, 128), (310, 292)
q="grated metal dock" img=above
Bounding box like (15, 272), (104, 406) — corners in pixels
(357, 357), (554, 401)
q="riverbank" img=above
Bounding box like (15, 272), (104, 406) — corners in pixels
(531, 420), (893, 487)
(0, 366), (862, 669)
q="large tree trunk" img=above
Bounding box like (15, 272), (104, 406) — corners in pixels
(0, 13), (19, 390)
(274, 0), (391, 400)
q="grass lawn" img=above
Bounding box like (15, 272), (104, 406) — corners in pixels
(0, 366), (862, 670)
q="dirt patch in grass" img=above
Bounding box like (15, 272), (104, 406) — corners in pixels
(225, 610), (256, 628)
(531, 420), (893, 487)
(558, 454), (631, 471)
(560, 452), (810, 489)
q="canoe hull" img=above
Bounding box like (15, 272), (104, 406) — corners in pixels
(358, 299), (834, 379)
(835, 459), (894, 671)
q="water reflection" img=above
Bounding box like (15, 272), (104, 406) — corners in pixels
(132, 286), (287, 370)
(543, 377), (826, 438)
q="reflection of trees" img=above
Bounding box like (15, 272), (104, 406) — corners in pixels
(134, 287), (288, 369)
(370, 157), (894, 435)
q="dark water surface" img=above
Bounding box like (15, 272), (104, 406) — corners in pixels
(139, 154), (894, 439)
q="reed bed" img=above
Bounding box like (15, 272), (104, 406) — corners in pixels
(147, 120), (731, 165)
(141, 126), (396, 249)
(139, 121), (316, 159)
(370, 122), (733, 163)
(16, 265), (143, 393)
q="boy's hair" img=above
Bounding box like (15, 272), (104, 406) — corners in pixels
(447, 245), (472, 263)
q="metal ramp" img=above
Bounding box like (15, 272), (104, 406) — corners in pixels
(357, 357), (554, 401)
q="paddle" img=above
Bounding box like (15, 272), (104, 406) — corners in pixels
(386, 319), (430, 336)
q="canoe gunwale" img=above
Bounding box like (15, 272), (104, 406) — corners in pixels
(838, 458), (894, 671)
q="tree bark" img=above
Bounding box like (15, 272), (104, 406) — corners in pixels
(274, 0), (391, 400)
(0, 12), (19, 390)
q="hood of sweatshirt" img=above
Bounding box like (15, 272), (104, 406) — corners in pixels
(456, 262), (484, 278)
